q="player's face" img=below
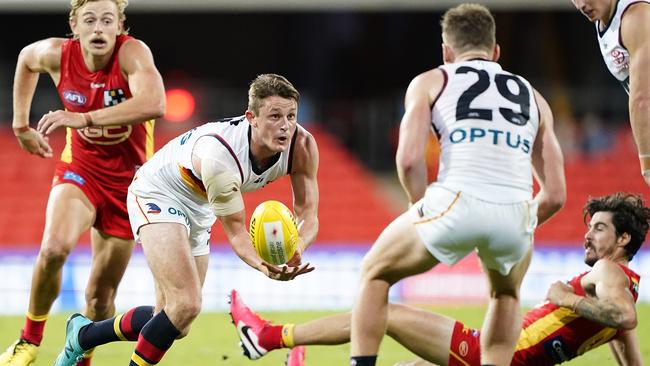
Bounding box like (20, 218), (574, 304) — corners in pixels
(571, 0), (612, 22)
(249, 96), (298, 154)
(70, 0), (123, 57)
(583, 211), (622, 266)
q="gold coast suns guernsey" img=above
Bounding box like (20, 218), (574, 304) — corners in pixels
(513, 265), (640, 365)
(597, 0), (650, 93)
(131, 116), (297, 220)
(57, 34), (154, 184)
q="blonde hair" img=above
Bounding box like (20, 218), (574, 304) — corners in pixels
(441, 3), (495, 54)
(247, 74), (300, 114)
(70, 0), (128, 26)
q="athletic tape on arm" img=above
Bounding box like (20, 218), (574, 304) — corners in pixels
(194, 137), (244, 216)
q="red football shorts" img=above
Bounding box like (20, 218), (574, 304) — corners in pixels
(53, 162), (133, 239)
(448, 321), (481, 366)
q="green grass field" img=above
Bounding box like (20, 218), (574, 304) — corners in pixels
(1, 305), (649, 365)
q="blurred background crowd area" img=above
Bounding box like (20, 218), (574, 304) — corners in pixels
(0, 1), (645, 247)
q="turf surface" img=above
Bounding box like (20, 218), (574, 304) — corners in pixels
(1, 305), (648, 365)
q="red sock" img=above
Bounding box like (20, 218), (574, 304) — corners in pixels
(21, 314), (47, 346)
(259, 324), (284, 351)
(76, 356), (92, 366)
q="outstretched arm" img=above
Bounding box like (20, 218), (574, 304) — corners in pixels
(193, 137), (312, 281)
(290, 127), (320, 253)
(622, 2), (650, 186)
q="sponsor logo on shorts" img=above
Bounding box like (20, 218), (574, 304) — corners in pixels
(459, 340), (469, 356)
(146, 203), (161, 214)
(168, 207), (191, 227)
(62, 170), (85, 186)
(543, 336), (570, 363)
(63, 90), (87, 106)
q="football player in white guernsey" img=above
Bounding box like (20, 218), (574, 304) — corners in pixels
(572, 0), (650, 187)
(350, 5), (566, 366)
(50, 74), (319, 366)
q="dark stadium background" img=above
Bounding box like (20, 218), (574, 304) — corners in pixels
(0, 3), (647, 314)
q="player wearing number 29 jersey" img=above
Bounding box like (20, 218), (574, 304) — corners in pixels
(434, 60), (539, 202)
(349, 5), (566, 366)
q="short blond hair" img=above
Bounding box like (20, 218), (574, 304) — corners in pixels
(441, 3), (495, 54)
(70, 0), (128, 23)
(247, 74), (300, 115)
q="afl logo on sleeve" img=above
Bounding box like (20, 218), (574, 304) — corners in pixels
(104, 88), (127, 107)
(63, 90), (87, 106)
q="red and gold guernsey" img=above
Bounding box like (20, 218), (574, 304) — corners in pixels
(56, 34), (154, 183)
(513, 265), (640, 365)
(52, 34), (155, 239)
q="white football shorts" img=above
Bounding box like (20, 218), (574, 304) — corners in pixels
(410, 184), (538, 276)
(126, 178), (214, 256)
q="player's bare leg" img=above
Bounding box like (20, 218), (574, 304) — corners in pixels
(125, 222), (201, 365)
(85, 229), (133, 320)
(31, 184), (94, 317)
(0, 184), (94, 365)
(294, 304), (453, 365)
(351, 212), (440, 364)
(479, 247), (532, 366)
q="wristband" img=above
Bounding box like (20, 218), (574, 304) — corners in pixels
(12, 126), (30, 136)
(83, 113), (94, 127)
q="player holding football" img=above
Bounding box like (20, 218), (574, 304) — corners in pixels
(1, 1), (165, 365)
(230, 192), (646, 366)
(571, 0), (650, 187)
(349, 4), (566, 366)
(51, 73), (319, 366)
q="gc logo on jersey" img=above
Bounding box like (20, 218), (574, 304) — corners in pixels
(78, 125), (132, 145)
(104, 88), (127, 107)
(63, 90), (87, 106)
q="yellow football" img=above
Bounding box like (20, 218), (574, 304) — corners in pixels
(249, 200), (299, 265)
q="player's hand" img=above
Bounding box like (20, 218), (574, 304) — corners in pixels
(285, 237), (305, 267)
(261, 262), (314, 281)
(14, 127), (53, 158)
(545, 281), (575, 307)
(37, 110), (88, 135)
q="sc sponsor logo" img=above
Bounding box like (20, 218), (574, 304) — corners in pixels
(63, 90), (87, 106)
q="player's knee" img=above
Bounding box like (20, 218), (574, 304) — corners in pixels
(168, 293), (202, 324)
(37, 244), (71, 270)
(85, 292), (115, 318)
(489, 287), (520, 300)
(360, 256), (392, 283)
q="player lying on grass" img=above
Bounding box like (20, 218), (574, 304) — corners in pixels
(230, 192), (647, 366)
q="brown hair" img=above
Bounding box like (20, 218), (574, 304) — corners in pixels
(247, 74), (300, 114)
(440, 3), (495, 54)
(584, 193), (650, 261)
(70, 0), (128, 33)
